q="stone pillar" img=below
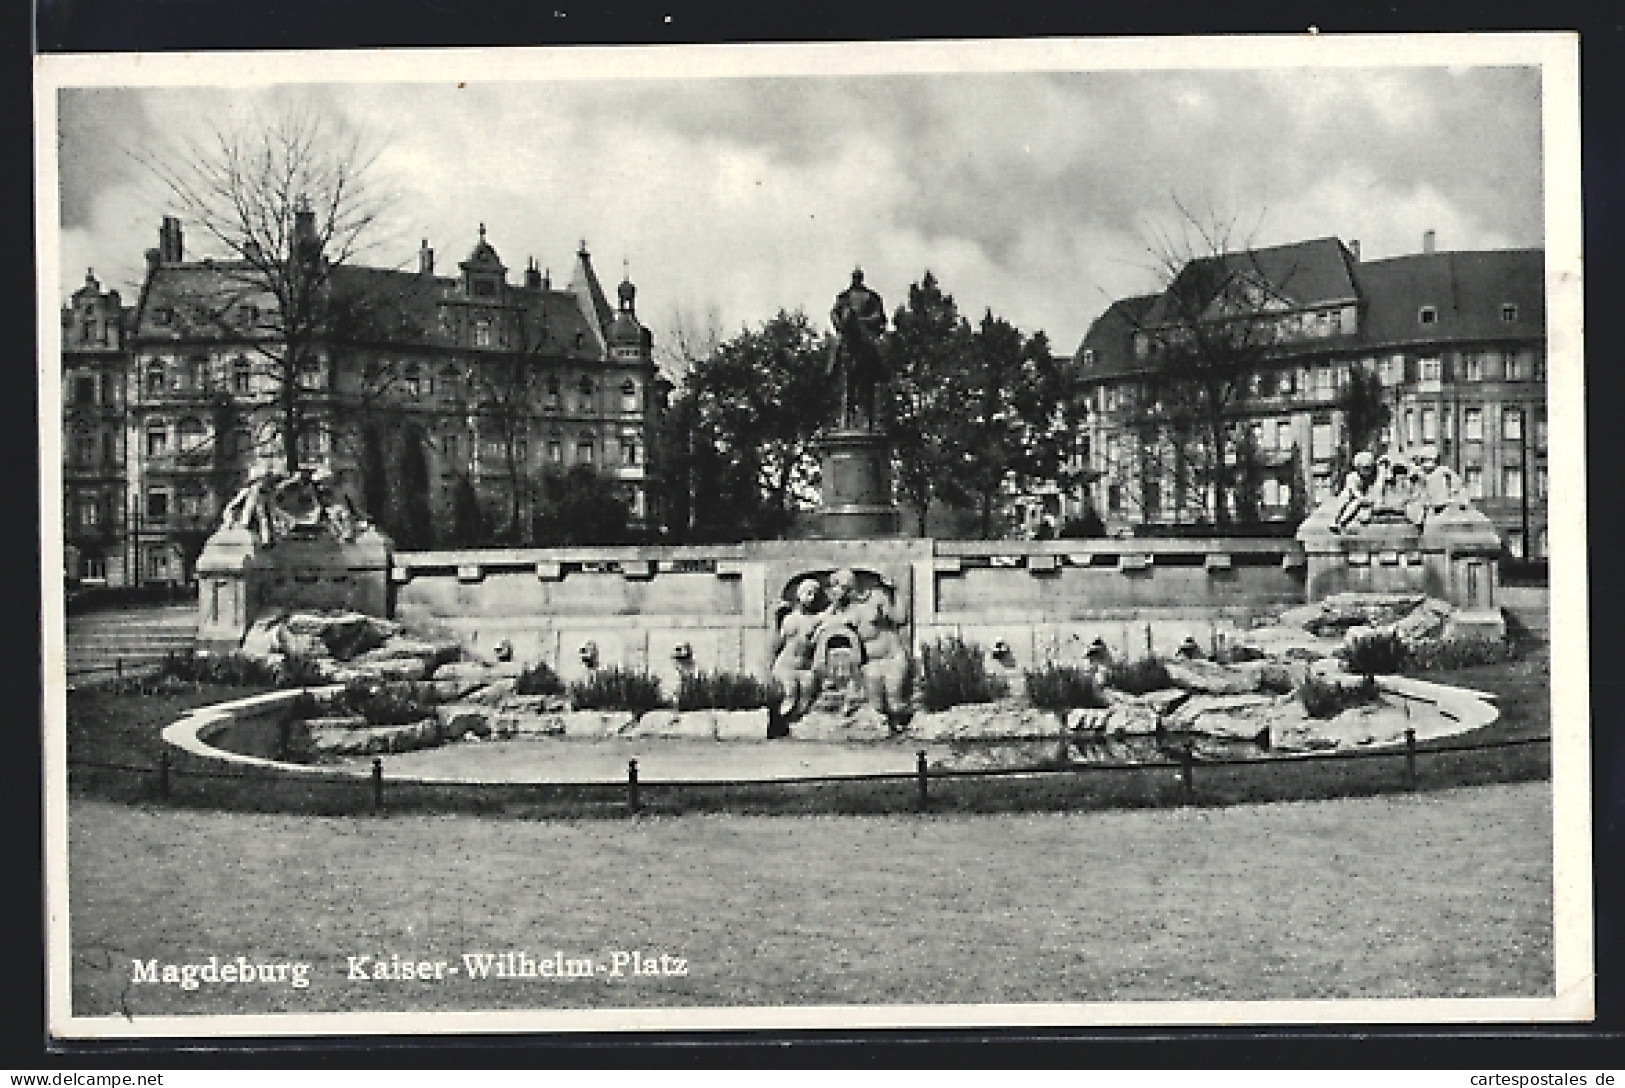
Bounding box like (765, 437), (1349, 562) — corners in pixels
(816, 428), (900, 538)
(194, 526), (271, 652)
(1421, 505), (1505, 638)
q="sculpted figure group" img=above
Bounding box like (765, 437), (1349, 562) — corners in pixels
(771, 567), (911, 732)
(218, 467), (363, 545)
(1331, 445), (1467, 534)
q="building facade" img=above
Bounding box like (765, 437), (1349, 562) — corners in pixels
(1074, 233), (1548, 558)
(63, 216), (665, 587)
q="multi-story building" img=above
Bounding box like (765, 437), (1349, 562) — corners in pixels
(1074, 232), (1548, 558)
(61, 271), (133, 585)
(64, 215), (664, 587)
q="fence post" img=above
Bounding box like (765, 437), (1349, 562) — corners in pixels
(916, 750), (929, 813)
(1404, 728), (1418, 791)
(627, 759), (640, 815)
(1179, 744), (1195, 806)
(371, 757), (384, 812)
(157, 748), (170, 802)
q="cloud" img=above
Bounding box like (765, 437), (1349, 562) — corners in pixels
(51, 64), (1545, 353)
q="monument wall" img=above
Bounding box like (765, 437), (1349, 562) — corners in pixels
(389, 536), (1309, 686)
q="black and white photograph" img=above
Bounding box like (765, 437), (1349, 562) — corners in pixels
(36, 35), (1588, 1038)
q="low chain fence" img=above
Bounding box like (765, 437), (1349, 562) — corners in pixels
(66, 730), (1552, 820)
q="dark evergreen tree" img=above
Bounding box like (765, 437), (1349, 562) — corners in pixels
(397, 426), (434, 549)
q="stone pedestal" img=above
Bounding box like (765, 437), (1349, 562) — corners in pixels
(816, 429), (900, 538)
(194, 525), (394, 653)
(1296, 501), (1504, 636)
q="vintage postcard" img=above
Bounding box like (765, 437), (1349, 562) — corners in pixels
(36, 34), (1589, 1040)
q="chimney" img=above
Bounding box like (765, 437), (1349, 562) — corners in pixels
(419, 239), (434, 276)
(293, 197), (318, 259)
(1423, 229), (1436, 255)
(159, 216), (183, 263)
(1348, 239), (1361, 262)
(524, 257), (542, 289)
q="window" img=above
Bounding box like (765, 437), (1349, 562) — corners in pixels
(576, 439), (595, 465)
(82, 556), (106, 582)
(1421, 407), (1437, 443)
(1419, 357), (1441, 382)
(444, 434), (460, 464)
(1463, 355), (1483, 382)
(1144, 478), (1161, 514)
(548, 440), (562, 464)
(515, 439), (529, 463)
(621, 380), (639, 412)
(1536, 464), (1548, 498)
(74, 375), (96, 405)
(1311, 419), (1334, 461)
(147, 550), (171, 581)
(620, 440), (638, 466)
(1419, 306), (1438, 325)
(1261, 478), (1283, 508)
(578, 376), (595, 412)
(1107, 483), (1121, 514)
(146, 422), (169, 457)
(1533, 354), (1546, 383)
(474, 320), (491, 347)
(1464, 465), (1484, 498)
(546, 380), (561, 412)
(146, 489), (169, 523)
(474, 280), (495, 298)
(298, 428), (326, 463)
(178, 417), (206, 456)
(1314, 367), (1335, 395)
(297, 360), (322, 391)
(102, 432), (114, 463)
(440, 366), (460, 398)
(403, 365), (421, 397)
(77, 497), (99, 528)
(1504, 352), (1527, 381)
(232, 358), (252, 394)
(1405, 409), (1416, 445)
(153, 306), (173, 326)
(145, 360), (166, 396)
(1503, 408), (1523, 441)
(1535, 419), (1548, 450)
(1082, 349), (1096, 365)
(1501, 303), (1519, 322)
(1463, 408), (1483, 442)
(179, 491), (206, 519)
(74, 430), (95, 464)
(1276, 421), (1292, 452)
(1503, 465), (1524, 499)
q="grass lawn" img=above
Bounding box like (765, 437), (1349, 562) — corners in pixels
(68, 780), (1553, 1018)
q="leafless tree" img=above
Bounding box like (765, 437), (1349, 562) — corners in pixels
(139, 106), (403, 477)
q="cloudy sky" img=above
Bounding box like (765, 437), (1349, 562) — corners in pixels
(53, 49), (1545, 359)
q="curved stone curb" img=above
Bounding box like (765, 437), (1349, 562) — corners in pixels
(162, 686), (368, 777)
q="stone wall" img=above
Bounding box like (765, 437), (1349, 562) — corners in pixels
(390, 537), (1309, 684)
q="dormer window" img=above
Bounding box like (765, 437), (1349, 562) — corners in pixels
(1418, 306), (1438, 326)
(1501, 303), (1519, 323)
(473, 280), (495, 298)
(1082, 349), (1096, 365)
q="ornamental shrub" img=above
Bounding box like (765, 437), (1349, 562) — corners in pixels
(1298, 674), (1380, 719)
(1338, 630), (1407, 676)
(514, 659), (565, 697)
(676, 670), (779, 711)
(568, 667), (665, 715)
(919, 636), (1008, 712)
(1023, 663), (1107, 712)
(1104, 656), (1172, 695)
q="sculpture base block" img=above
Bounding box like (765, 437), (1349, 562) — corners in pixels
(816, 429), (900, 539)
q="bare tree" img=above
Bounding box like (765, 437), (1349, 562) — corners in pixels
(140, 106), (398, 477)
(1133, 200), (1294, 526)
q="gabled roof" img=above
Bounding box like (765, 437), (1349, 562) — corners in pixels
(1352, 248), (1544, 348)
(1141, 236), (1360, 328)
(130, 258), (615, 362)
(1075, 243), (1544, 384)
(1075, 294), (1157, 378)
